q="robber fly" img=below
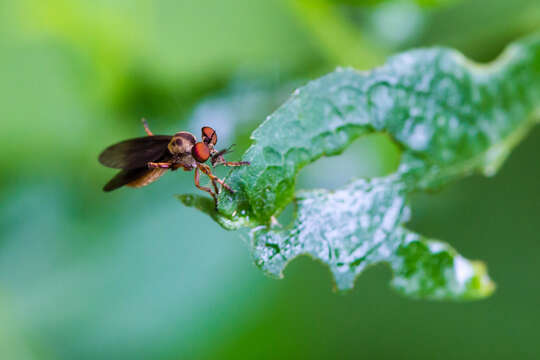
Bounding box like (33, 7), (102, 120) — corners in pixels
(98, 119), (249, 204)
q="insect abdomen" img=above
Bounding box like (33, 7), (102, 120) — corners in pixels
(127, 168), (167, 188)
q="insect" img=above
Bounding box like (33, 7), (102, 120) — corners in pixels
(98, 119), (249, 204)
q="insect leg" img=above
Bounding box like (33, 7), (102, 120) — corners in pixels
(148, 162), (172, 168)
(198, 164), (234, 193)
(197, 162), (221, 193)
(141, 118), (154, 136)
(210, 177), (219, 194)
(222, 161), (250, 167)
(194, 166), (217, 204)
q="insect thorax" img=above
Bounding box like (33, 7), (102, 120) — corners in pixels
(168, 131), (196, 154)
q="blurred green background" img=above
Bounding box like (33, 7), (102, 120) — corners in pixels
(1, 0), (539, 359)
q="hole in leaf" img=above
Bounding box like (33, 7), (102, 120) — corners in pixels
(296, 132), (402, 190)
(276, 200), (296, 228)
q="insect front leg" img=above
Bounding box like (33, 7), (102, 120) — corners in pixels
(222, 161), (250, 167)
(198, 164), (234, 194)
(141, 118), (154, 136)
(194, 166), (217, 204)
(195, 163), (221, 194)
(209, 177), (219, 194)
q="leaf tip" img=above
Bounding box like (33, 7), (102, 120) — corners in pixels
(465, 260), (496, 299)
(177, 193), (255, 230)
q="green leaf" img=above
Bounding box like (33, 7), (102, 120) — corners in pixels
(182, 33), (540, 299)
(251, 177), (494, 299)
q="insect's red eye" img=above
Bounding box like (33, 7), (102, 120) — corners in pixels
(192, 142), (210, 162)
(201, 126), (217, 145)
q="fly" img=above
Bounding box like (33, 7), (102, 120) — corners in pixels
(98, 119), (249, 205)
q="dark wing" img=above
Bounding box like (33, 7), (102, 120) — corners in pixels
(103, 168), (150, 192)
(98, 135), (172, 170)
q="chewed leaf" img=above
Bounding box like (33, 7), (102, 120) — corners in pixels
(251, 177), (408, 290)
(211, 34), (540, 228)
(250, 177), (494, 298)
(391, 235), (494, 300)
(182, 33), (540, 299)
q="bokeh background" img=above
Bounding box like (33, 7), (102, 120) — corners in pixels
(1, 0), (540, 359)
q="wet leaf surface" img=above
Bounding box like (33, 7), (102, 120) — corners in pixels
(181, 33), (540, 299)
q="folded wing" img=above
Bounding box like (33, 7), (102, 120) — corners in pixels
(98, 135), (172, 170)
